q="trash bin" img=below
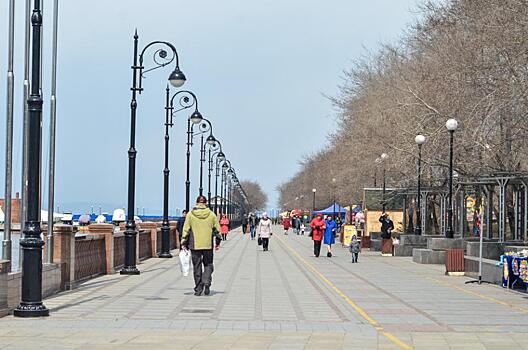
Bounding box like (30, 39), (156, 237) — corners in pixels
(446, 249), (465, 275)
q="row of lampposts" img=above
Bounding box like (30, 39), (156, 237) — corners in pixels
(15, 29), (249, 317)
(413, 118), (458, 237)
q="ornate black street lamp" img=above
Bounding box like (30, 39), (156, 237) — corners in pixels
(196, 118), (216, 196)
(227, 168), (235, 219)
(121, 32), (186, 275)
(158, 89), (197, 258)
(14, 0), (49, 317)
(208, 141), (224, 206)
(415, 135), (426, 236)
(185, 108), (203, 212)
(445, 118), (458, 238)
(221, 160), (231, 214)
(213, 151), (226, 213)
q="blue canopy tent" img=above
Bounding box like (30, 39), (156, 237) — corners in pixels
(313, 203), (347, 218)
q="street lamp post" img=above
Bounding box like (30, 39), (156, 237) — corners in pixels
(227, 168), (235, 220)
(121, 32), (186, 275)
(221, 160), (231, 215)
(185, 109), (203, 212)
(209, 143), (224, 207)
(159, 89), (197, 258)
(196, 119), (215, 196)
(213, 155), (223, 214)
(14, 0), (49, 317)
(381, 153), (388, 212)
(332, 178), (337, 218)
(312, 188), (317, 217)
(445, 118), (458, 239)
(415, 135), (426, 236)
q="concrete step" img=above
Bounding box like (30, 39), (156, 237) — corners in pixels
(394, 244), (426, 256)
(427, 238), (464, 250)
(412, 248), (446, 264)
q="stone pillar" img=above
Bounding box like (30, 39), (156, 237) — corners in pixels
(53, 224), (76, 290)
(0, 260), (8, 316)
(170, 221), (179, 249)
(89, 224), (114, 274)
(139, 222), (158, 257)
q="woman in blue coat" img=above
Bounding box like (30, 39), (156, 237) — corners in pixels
(324, 216), (337, 257)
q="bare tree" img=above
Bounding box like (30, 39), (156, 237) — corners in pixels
(278, 0), (528, 234)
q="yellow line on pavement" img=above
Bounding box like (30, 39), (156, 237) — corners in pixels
(276, 235), (413, 350)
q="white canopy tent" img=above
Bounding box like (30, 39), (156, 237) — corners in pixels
(40, 209), (64, 223)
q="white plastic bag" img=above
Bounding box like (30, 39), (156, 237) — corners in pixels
(179, 249), (191, 277)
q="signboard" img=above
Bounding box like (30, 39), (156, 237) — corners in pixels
(343, 225), (357, 246)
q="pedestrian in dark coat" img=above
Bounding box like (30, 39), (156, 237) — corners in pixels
(379, 213), (394, 239)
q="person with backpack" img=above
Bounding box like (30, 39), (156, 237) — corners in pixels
(349, 235), (361, 263)
(181, 196), (222, 296)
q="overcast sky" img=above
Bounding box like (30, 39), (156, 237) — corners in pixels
(0, 0), (420, 215)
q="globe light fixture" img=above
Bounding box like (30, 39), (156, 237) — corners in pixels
(445, 118), (458, 131)
(168, 66), (186, 87)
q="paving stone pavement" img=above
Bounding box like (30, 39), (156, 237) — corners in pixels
(1, 225), (528, 349)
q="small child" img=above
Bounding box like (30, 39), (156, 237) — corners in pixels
(349, 235), (361, 263)
(300, 223), (306, 235)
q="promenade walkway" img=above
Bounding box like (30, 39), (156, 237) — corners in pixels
(1, 226), (528, 349)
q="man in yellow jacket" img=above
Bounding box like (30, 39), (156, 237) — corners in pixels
(181, 196), (222, 296)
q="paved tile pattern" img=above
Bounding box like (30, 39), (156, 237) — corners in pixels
(1, 226), (528, 349)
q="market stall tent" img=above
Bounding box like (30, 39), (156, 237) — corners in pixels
(313, 203), (347, 216)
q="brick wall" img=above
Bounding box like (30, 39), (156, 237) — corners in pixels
(0, 192), (21, 224)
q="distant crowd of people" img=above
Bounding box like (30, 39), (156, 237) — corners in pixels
(178, 195), (397, 297)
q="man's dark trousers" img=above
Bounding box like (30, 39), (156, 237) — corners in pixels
(191, 249), (214, 292)
(313, 240), (322, 257)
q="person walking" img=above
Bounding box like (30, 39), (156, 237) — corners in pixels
(349, 235), (361, 263)
(220, 214), (230, 241)
(249, 213), (257, 240)
(177, 210), (188, 246)
(309, 213), (326, 257)
(242, 214), (248, 235)
(283, 216), (291, 235)
(181, 196), (222, 296)
(257, 212), (273, 251)
(324, 215), (337, 257)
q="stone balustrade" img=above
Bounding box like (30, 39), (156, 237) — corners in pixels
(0, 220), (179, 316)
